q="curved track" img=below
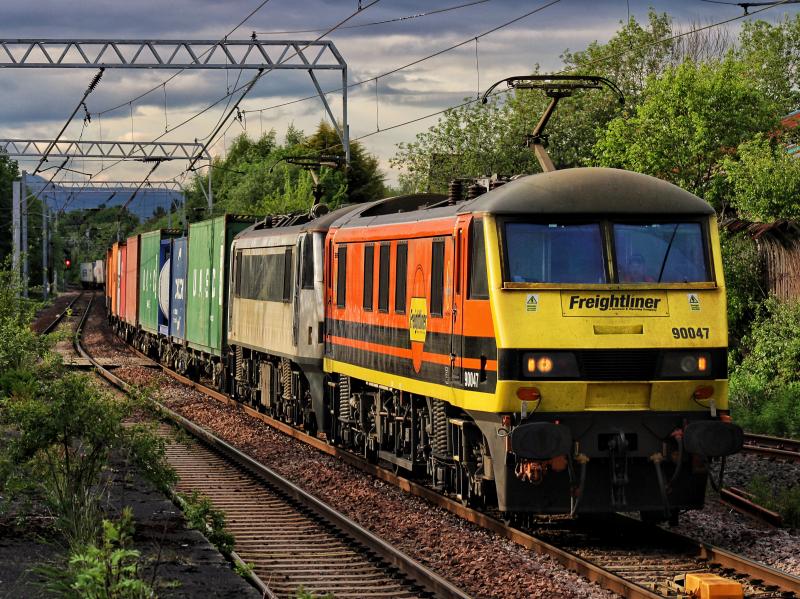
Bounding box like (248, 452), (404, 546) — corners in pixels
(72, 297), (469, 599)
(69, 300), (800, 599)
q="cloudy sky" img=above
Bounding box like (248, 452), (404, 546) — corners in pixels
(2, 0), (799, 192)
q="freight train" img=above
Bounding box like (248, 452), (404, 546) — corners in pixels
(79, 259), (105, 289)
(104, 167), (743, 520)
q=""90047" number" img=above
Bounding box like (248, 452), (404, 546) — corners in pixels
(672, 327), (710, 339)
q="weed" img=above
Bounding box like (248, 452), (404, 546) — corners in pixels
(39, 507), (155, 598)
(176, 490), (234, 555)
(747, 475), (800, 528)
(233, 559), (254, 579)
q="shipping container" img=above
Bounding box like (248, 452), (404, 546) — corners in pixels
(138, 229), (180, 334)
(186, 215), (255, 356)
(158, 239), (172, 336)
(93, 259), (105, 287)
(106, 243), (119, 315)
(118, 243), (127, 319)
(123, 234), (140, 326)
(79, 262), (93, 286)
(169, 237), (188, 341)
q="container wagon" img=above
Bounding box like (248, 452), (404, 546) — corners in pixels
(135, 229), (180, 356)
(183, 215), (255, 388)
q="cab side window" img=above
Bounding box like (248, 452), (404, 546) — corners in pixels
(430, 240), (445, 317)
(468, 220), (489, 299)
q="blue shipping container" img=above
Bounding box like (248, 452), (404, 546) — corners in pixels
(158, 239), (172, 336)
(170, 237), (188, 340)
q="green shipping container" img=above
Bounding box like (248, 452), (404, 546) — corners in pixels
(139, 229), (180, 334)
(186, 215), (255, 356)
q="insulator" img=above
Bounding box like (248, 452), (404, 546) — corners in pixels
(447, 180), (463, 205)
(88, 68), (104, 92)
(466, 183), (486, 200)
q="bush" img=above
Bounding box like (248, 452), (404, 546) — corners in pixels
(0, 368), (175, 548)
(730, 377), (800, 437)
(176, 490), (234, 555)
(719, 230), (766, 361)
(0, 262), (55, 372)
(747, 475), (800, 528)
(728, 298), (800, 437)
(41, 507), (155, 599)
(734, 297), (800, 383)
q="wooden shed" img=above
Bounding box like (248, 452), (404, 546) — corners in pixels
(722, 218), (800, 301)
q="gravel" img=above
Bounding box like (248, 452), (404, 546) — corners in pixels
(84, 304), (800, 594)
(84, 315), (613, 598)
(667, 453), (800, 577)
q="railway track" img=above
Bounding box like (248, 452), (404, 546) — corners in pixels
(743, 433), (800, 463)
(67, 304), (800, 599)
(39, 290), (84, 334)
(71, 298), (469, 599)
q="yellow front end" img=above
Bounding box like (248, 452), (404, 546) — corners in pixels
(473, 214), (738, 514)
(483, 214), (728, 415)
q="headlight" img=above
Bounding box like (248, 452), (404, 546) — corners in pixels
(522, 352), (579, 378)
(659, 352), (711, 378)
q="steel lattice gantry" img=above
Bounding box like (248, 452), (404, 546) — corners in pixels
(50, 180), (183, 191)
(0, 39), (344, 69)
(0, 38), (350, 162)
(0, 139), (209, 160)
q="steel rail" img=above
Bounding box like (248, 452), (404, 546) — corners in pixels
(719, 487), (783, 527)
(155, 363), (800, 598)
(743, 432), (800, 463)
(83, 315), (800, 598)
(40, 291), (84, 334)
(73, 307), (468, 599)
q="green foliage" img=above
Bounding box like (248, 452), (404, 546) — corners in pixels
(552, 10), (684, 167)
(57, 205), (139, 285)
(0, 154), (20, 263)
(391, 10), (742, 191)
(0, 261), (55, 372)
(719, 231), (766, 355)
(233, 560), (254, 579)
(722, 134), (800, 221)
(0, 368), (175, 548)
(391, 95), (539, 193)
(729, 299), (800, 437)
(594, 58), (778, 205)
(182, 122), (385, 223)
(41, 507), (155, 599)
(176, 490), (234, 555)
(746, 475), (800, 528)
(737, 14), (800, 114)
(733, 297), (800, 383)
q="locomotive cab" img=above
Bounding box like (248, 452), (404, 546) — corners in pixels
(467, 167), (742, 516)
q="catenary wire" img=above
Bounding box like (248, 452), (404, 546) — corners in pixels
(94, 0), (276, 117)
(243, 0), (562, 116)
(254, 0), (490, 34)
(309, 0), (796, 150)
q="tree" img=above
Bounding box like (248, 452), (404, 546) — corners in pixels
(0, 155), (20, 263)
(737, 15), (800, 115)
(391, 11), (694, 191)
(593, 58), (779, 205)
(723, 134), (800, 221)
(305, 121), (386, 203)
(391, 96), (537, 193)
